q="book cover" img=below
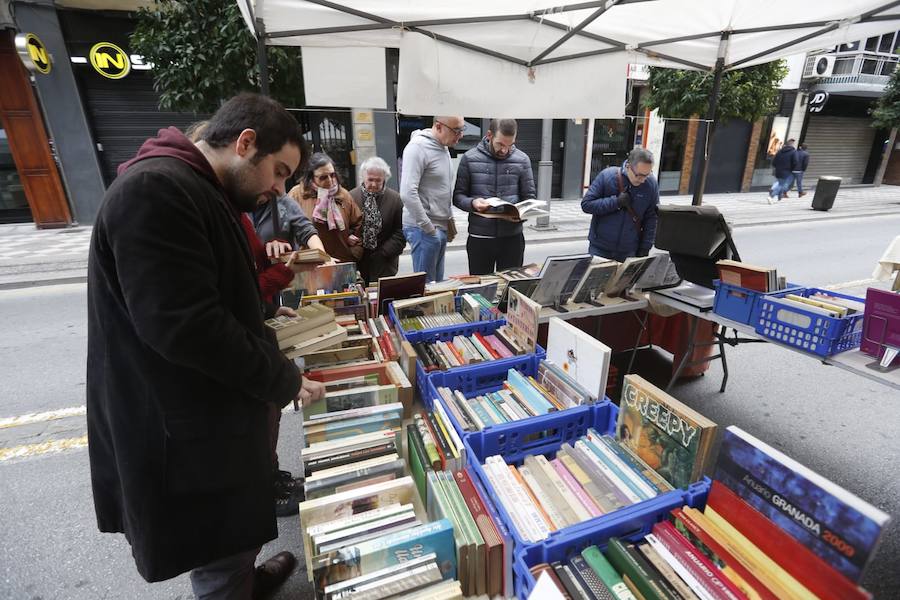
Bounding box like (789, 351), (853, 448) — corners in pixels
(569, 554), (617, 600)
(604, 257), (654, 297)
(605, 537), (680, 600)
(651, 522), (744, 600)
(532, 254), (594, 307)
(571, 259), (619, 304)
(547, 317), (611, 402)
(505, 288), (541, 354)
(636, 541), (701, 600)
(705, 480), (871, 600)
(306, 384), (399, 417)
(292, 261), (358, 296)
(479, 197), (548, 221)
(861, 287), (900, 365)
(715, 426), (889, 582)
(581, 545), (638, 600)
(454, 469), (503, 598)
(615, 374), (717, 489)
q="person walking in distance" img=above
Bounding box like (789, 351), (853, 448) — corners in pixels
(790, 143), (810, 198)
(453, 118), (536, 275)
(87, 93), (325, 599)
(400, 116), (465, 282)
(768, 138), (796, 203)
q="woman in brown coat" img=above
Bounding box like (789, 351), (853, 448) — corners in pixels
(288, 152), (363, 264)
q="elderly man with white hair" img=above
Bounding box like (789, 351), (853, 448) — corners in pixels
(349, 156), (406, 284)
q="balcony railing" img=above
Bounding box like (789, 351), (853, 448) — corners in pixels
(803, 51), (898, 87)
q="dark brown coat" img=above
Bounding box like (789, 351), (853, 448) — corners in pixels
(288, 183), (364, 264)
(348, 186), (406, 284)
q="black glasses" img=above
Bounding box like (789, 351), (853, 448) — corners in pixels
(629, 165), (651, 180)
(436, 120), (465, 135)
(314, 172), (338, 183)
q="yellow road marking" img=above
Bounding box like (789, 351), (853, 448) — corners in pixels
(0, 436), (89, 462)
(0, 405), (86, 429)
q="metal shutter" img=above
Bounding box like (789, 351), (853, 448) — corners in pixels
(802, 116), (875, 185)
(514, 119), (564, 198)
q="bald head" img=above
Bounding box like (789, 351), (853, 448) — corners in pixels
(432, 116), (465, 147)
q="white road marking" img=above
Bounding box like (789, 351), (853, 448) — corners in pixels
(0, 405), (86, 429)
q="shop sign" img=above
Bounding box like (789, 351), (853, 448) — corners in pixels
(89, 42), (131, 79)
(808, 91), (829, 114)
(15, 33), (52, 74)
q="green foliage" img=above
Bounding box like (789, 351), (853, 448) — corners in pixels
(871, 66), (900, 129)
(130, 0), (304, 113)
(643, 60), (788, 123)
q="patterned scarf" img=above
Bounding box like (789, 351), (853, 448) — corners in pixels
(360, 187), (382, 250)
(312, 183), (346, 231)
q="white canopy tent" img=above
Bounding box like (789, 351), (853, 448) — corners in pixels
(238, 0), (900, 201)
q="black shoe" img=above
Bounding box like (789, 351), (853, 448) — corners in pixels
(253, 551), (296, 599)
(274, 486), (301, 518)
(276, 469), (301, 493)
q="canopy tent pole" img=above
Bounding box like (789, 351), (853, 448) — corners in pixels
(256, 18), (270, 96)
(692, 31), (730, 206)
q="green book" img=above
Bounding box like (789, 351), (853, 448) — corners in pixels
(406, 424), (431, 503)
(604, 538), (679, 600)
(581, 545), (637, 600)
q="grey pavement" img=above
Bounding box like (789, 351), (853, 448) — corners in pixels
(2, 185), (899, 288)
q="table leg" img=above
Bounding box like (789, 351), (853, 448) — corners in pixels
(666, 314), (700, 392)
(626, 311), (650, 375)
(717, 325), (729, 393)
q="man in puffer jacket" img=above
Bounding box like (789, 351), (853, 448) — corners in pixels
(581, 147), (659, 262)
(453, 119), (536, 275)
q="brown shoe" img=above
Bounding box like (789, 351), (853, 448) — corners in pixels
(253, 551), (296, 599)
(799, 192), (807, 197)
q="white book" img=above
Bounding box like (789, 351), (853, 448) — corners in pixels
(519, 464), (569, 530)
(346, 562), (443, 599)
(323, 552), (438, 596)
(431, 395), (466, 467)
(303, 402), (403, 425)
(304, 429), (397, 458)
(497, 389), (529, 420)
(644, 533), (717, 600)
(534, 454), (593, 523)
(312, 511), (417, 550)
(547, 317), (610, 402)
(585, 429), (657, 500)
(485, 457), (550, 542)
(305, 453), (401, 482)
(574, 440), (642, 504)
(305, 502), (410, 538)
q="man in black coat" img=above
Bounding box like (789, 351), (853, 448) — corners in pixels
(789, 143), (811, 198)
(453, 118), (537, 275)
(86, 93), (324, 598)
(768, 138), (796, 204)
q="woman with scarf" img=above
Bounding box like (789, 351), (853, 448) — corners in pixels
(349, 156), (406, 285)
(288, 153), (363, 264)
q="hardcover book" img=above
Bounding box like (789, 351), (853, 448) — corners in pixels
(503, 288), (541, 354)
(547, 317), (610, 402)
(714, 426), (890, 582)
(531, 254), (594, 307)
(377, 271), (427, 314)
(292, 261), (358, 296)
(615, 374), (717, 489)
(477, 197), (548, 221)
(861, 287), (900, 366)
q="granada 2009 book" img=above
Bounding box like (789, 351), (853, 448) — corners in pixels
(615, 374), (717, 490)
(715, 426), (890, 583)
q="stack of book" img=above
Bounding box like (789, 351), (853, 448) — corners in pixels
(478, 375), (717, 543)
(412, 329), (526, 372)
(265, 304), (347, 360)
(530, 425), (887, 600)
(356, 314), (401, 361)
(778, 289), (866, 318)
(278, 247), (331, 265)
(434, 361), (594, 432)
(400, 312), (468, 331)
(298, 477), (461, 599)
(408, 406), (466, 492)
(460, 292), (502, 322)
(425, 469), (507, 598)
(391, 292), (456, 330)
(716, 259), (787, 293)
(305, 361), (414, 418)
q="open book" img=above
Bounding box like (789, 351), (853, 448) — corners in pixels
(477, 198), (548, 222)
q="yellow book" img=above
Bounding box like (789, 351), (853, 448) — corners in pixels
(686, 506), (818, 600)
(784, 294), (848, 317)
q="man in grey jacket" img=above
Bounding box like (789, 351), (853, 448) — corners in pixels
(453, 119), (536, 275)
(400, 116), (464, 282)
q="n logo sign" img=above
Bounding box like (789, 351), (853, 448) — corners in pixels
(90, 42), (131, 79)
(15, 33), (52, 74)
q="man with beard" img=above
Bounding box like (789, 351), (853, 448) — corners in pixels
(453, 118), (536, 275)
(86, 93), (325, 599)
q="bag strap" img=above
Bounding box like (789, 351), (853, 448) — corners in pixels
(616, 169), (643, 235)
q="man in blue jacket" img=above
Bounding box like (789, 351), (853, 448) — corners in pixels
(768, 138), (796, 203)
(581, 147), (659, 262)
(454, 118), (536, 274)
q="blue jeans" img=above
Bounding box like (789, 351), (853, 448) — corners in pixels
(404, 226), (447, 282)
(770, 174), (794, 197)
(792, 171), (804, 194)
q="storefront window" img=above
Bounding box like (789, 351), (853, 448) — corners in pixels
(0, 129), (31, 223)
(658, 120), (687, 193)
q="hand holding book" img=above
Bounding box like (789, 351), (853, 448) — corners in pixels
(299, 376), (326, 407)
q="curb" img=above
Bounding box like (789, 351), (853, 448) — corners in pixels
(0, 274), (88, 291)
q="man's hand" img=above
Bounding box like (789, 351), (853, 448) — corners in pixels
(472, 198), (490, 212)
(266, 240), (293, 260)
(617, 191), (632, 209)
(275, 306), (297, 318)
(297, 377), (326, 407)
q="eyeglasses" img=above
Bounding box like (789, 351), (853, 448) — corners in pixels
(436, 120), (465, 136)
(629, 165), (652, 180)
(314, 172), (338, 183)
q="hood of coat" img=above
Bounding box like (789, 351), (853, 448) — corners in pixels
(117, 127), (221, 191)
(408, 128), (446, 152)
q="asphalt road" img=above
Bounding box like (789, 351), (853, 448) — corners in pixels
(2, 214), (899, 599)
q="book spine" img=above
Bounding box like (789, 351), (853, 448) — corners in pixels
(413, 415), (443, 470)
(574, 440), (643, 504)
(534, 454), (592, 523)
(597, 433), (671, 494)
(474, 331), (502, 359)
(581, 545), (638, 600)
(605, 537), (679, 600)
(425, 410), (454, 466)
(585, 431), (656, 500)
(479, 394), (508, 425)
(637, 542), (702, 600)
(568, 442), (632, 511)
(468, 397), (496, 427)
(556, 448), (611, 515)
(652, 521), (745, 600)
(518, 465), (569, 530)
(550, 457), (603, 518)
(483, 458), (548, 542)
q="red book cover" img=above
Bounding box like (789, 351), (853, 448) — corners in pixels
(454, 469), (503, 598)
(473, 331), (502, 359)
(707, 481), (871, 600)
(653, 520), (747, 600)
(670, 507), (777, 600)
(444, 340), (467, 366)
(716, 265), (770, 293)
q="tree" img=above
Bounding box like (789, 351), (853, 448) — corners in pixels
(871, 66), (900, 129)
(130, 0), (304, 113)
(642, 60), (788, 123)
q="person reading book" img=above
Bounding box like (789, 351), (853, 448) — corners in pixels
(87, 94), (325, 600)
(453, 118), (537, 275)
(581, 146), (659, 262)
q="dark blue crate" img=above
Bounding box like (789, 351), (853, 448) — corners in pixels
(513, 478), (710, 599)
(754, 287), (865, 357)
(712, 279), (804, 325)
(465, 402), (711, 564)
(388, 297), (505, 344)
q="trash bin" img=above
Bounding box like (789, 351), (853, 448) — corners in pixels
(811, 176), (841, 211)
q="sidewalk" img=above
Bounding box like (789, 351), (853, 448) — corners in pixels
(2, 185), (899, 288)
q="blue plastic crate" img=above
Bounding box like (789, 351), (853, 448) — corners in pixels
(754, 287), (865, 357)
(513, 478), (710, 599)
(712, 279), (804, 325)
(388, 297), (505, 344)
(465, 402), (712, 565)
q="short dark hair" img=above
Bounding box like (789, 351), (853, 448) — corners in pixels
(201, 93), (303, 161)
(800, 144), (808, 150)
(303, 152), (338, 188)
(489, 118), (518, 137)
